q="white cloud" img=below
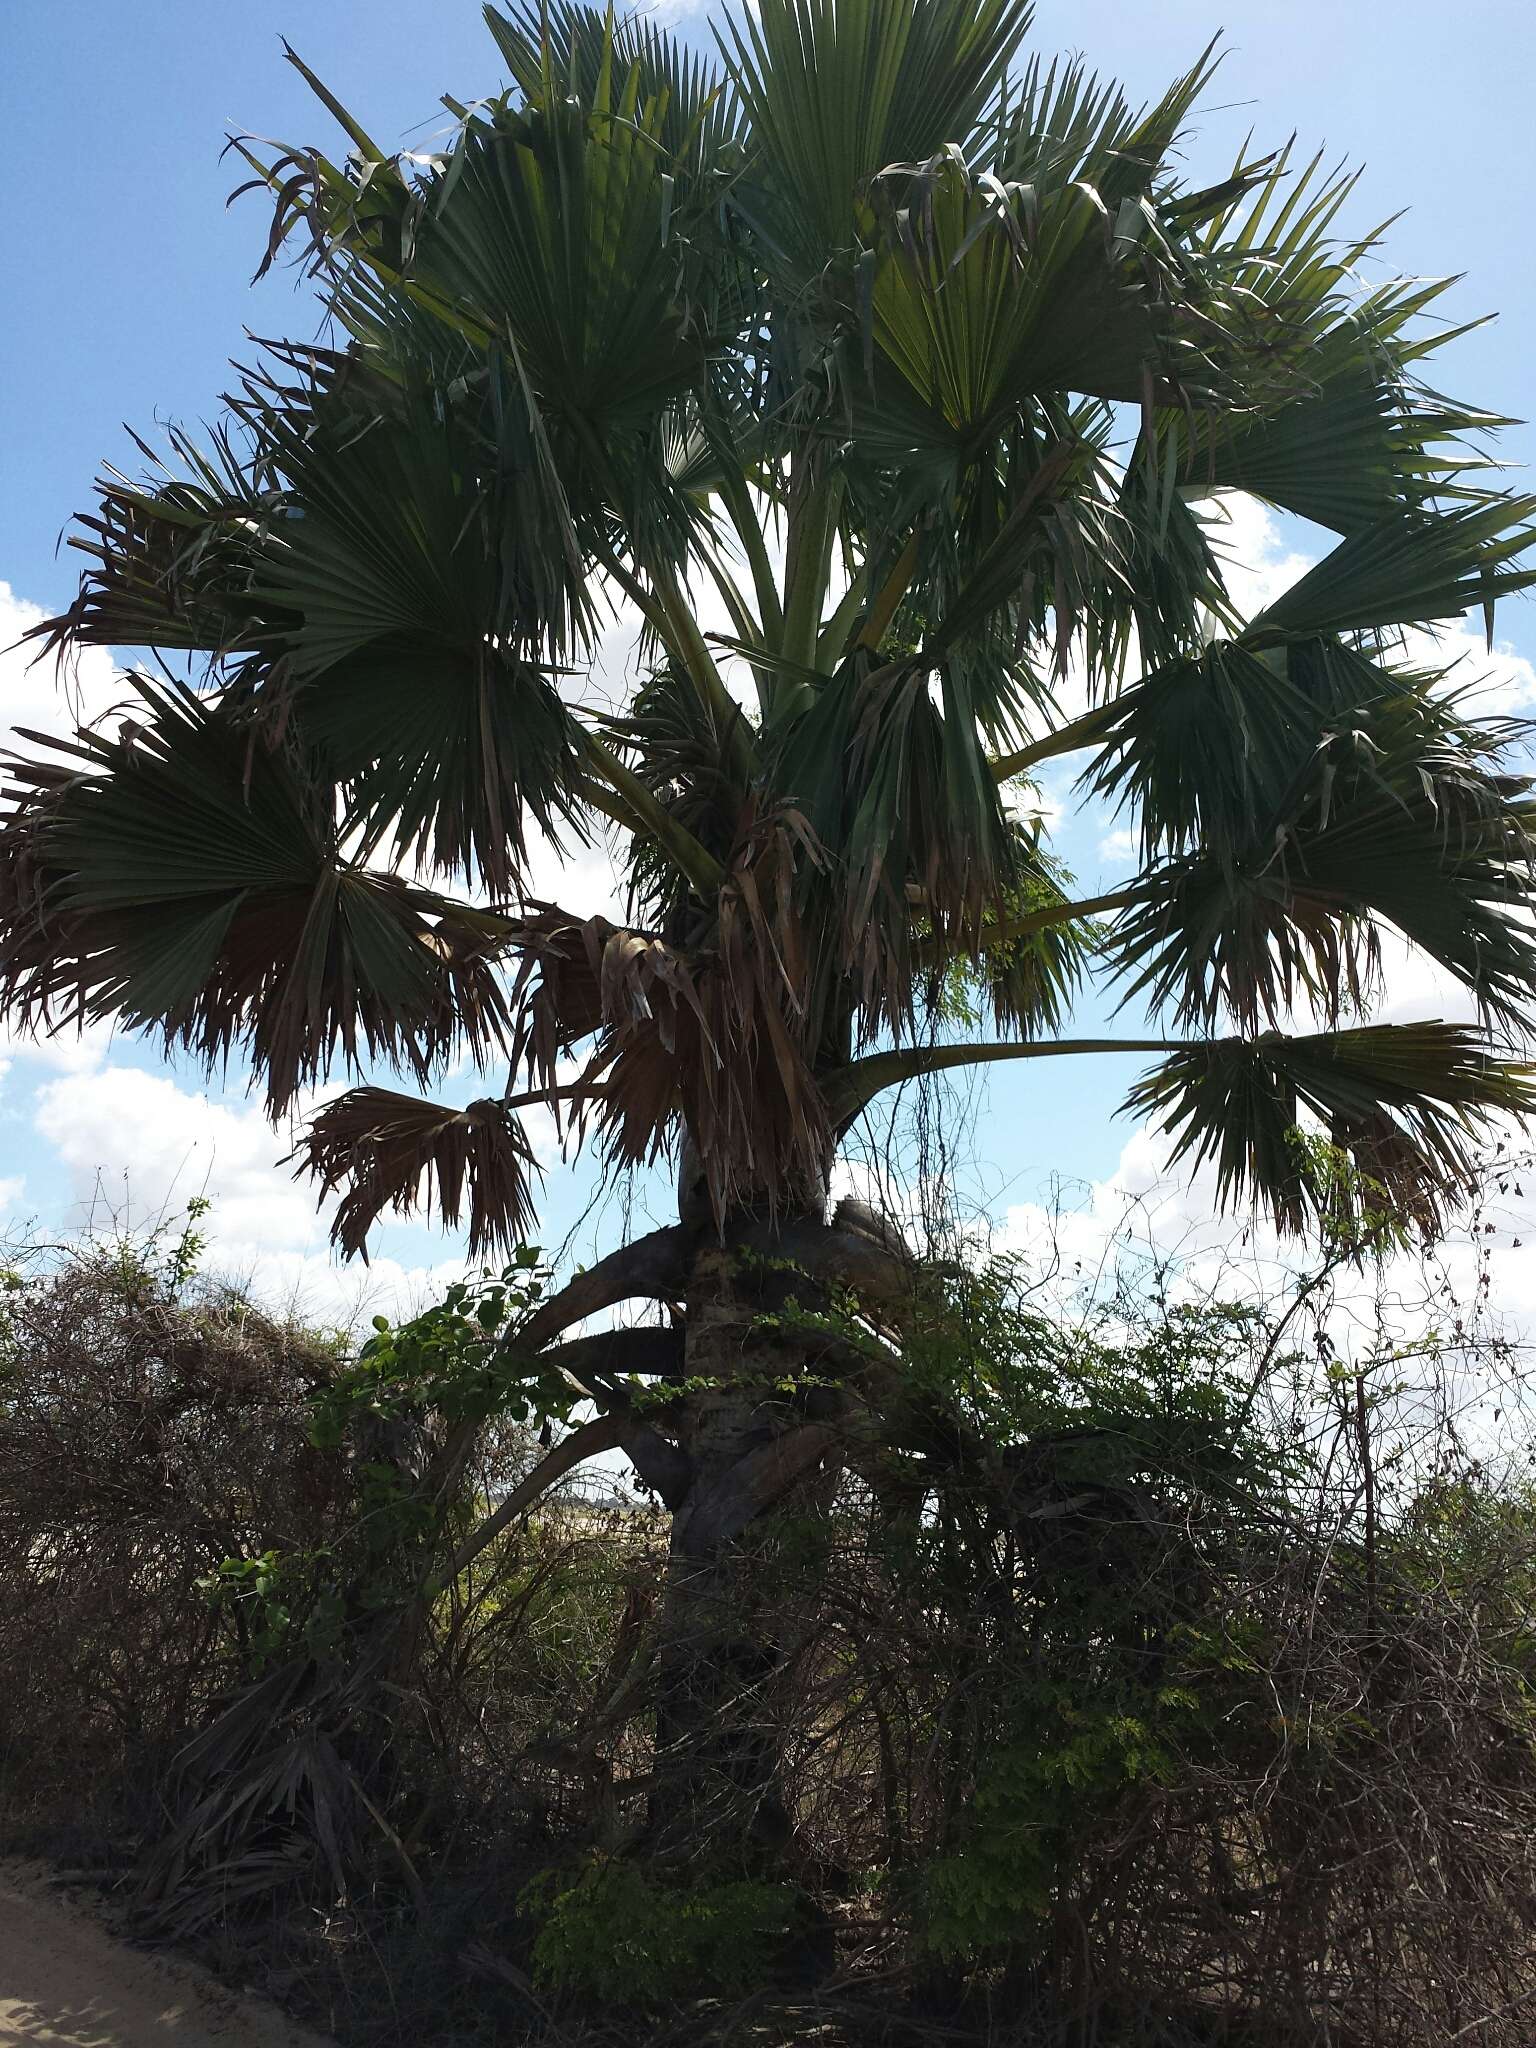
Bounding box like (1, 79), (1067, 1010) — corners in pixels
(1205, 493), (1315, 620)
(0, 581), (129, 749)
(0, 1017), (119, 1080)
(1404, 615), (1536, 715)
(26, 1059), (468, 1324)
(647, 0), (714, 19)
(1097, 823), (1137, 865)
(1371, 932), (1482, 1028)
(34, 1065), (325, 1251)
(521, 817), (629, 924)
(203, 1245), (468, 1334)
(997, 1112), (1536, 1375)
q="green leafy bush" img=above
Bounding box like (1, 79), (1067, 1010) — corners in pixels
(523, 1860), (799, 2007)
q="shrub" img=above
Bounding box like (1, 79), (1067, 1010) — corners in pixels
(6, 1207), (1536, 2044)
(524, 1861), (799, 2007)
(0, 1216), (350, 1840)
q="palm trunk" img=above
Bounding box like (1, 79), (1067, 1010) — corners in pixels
(649, 1240), (835, 1869)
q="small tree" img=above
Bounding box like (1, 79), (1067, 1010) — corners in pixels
(6, 0), (1536, 1865)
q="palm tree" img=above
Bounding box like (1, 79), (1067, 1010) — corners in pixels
(7, 0), (1536, 1862)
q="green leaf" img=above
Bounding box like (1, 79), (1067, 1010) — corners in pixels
(1106, 649), (1536, 1035)
(486, 1), (747, 174)
(1245, 496), (1536, 645)
(716, 0), (1032, 293)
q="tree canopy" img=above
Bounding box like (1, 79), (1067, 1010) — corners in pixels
(6, 0), (1536, 1249)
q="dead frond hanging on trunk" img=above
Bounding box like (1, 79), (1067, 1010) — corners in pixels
(502, 809), (834, 1223)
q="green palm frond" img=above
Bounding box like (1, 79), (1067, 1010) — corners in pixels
(1095, 628), (1534, 851)
(1089, 637), (1367, 865)
(1125, 1023), (1536, 1236)
(717, 0), (1031, 291)
(866, 152), (1170, 435)
(989, 48), (1207, 203)
(245, 368), (591, 891)
(1170, 315), (1508, 534)
(1134, 141), (1509, 534)
(838, 400), (1136, 691)
(245, 25), (737, 579)
(38, 358), (598, 897)
(768, 645), (1021, 989)
(1111, 464), (1238, 672)
(1246, 495), (1536, 645)
(0, 683), (511, 1110)
(406, 85), (709, 428)
(486, 0), (747, 170)
(249, 353), (594, 672)
(1110, 724), (1536, 1039)
(30, 422), (282, 661)
(920, 435), (1102, 656)
(1112, 854), (1380, 1039)
(987, 51), (1137, 195)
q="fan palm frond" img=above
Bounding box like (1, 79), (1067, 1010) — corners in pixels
(0, 683), (511, 1111)
(717, 0), (1031, 292)
(292, 1085), (541, 1259)
(486, 0), (748, 172)
(768, 645), (1022, 1010)
(1098, 629), (1536, 1036)
(989, 44), (1223, 206)
(1130, 140), (1510, 534)
(1125, 1022), (1536, 1236)
(1112, 773), (1536, 1041)
(28, 421), (282, 661)
(1247, 495), (1536, 646)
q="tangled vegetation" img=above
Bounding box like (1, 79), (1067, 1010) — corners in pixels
(5, 1197), (1536, 2046)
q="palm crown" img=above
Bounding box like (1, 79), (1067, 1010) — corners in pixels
(7, 0), (1536, 1255)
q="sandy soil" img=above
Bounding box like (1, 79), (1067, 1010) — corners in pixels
(0, 1867), (334, 2048)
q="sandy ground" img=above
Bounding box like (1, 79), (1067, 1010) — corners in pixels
(0, 1867), (334, 2048)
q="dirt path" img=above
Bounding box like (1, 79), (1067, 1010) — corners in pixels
(0, 1868), (333, 2048)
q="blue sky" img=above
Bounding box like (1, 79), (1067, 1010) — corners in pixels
(3, 0), (1536, 1321)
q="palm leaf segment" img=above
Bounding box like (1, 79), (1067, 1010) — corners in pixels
(1126, 1024), (1536, 1239)
(5, 0), (1535, 1250)
(0, 682), (513, 1112)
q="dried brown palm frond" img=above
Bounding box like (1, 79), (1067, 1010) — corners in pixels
(502, 811), (833, 1223)
(291, 1086), (542, 1260)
